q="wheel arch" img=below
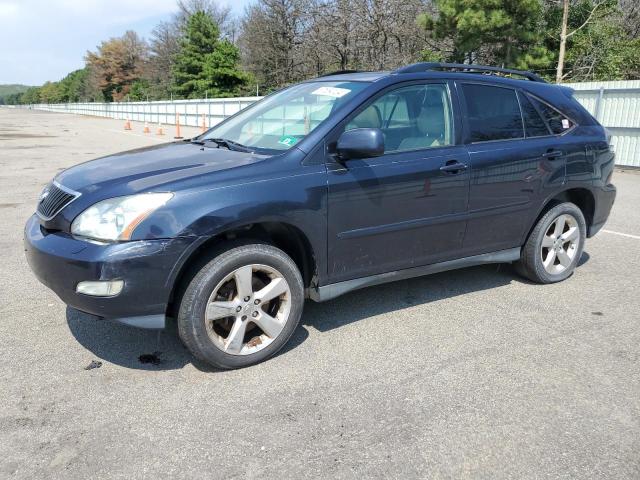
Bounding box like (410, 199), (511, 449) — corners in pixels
(523, 187), (595, 244)
(166, 222), (318, 318)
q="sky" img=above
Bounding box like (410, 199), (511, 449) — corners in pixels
(0, 0), (253, 85)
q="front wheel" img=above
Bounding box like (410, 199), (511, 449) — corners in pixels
(516, 202), (586, 284)
(177, 243), (304, 369)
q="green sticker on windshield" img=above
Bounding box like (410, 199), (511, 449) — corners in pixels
(278, 135), (299, 147)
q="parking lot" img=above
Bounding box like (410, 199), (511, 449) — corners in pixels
(1, 107), (639, 479)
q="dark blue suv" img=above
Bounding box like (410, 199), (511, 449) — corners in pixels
(25, 63), (616, 369)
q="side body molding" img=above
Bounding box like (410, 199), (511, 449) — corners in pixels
(310, 248), (521, 302)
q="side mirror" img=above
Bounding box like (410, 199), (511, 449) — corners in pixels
(336, 128), (385, 160)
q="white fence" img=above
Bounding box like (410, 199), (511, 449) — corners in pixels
(28, 97), (262, 129)
(22, 80), (640, 167)
(566, 80), (640, 168)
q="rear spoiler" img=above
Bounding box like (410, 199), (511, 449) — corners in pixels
(558, 85), (575, 98)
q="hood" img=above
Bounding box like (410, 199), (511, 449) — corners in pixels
(55, 142), (269, 195)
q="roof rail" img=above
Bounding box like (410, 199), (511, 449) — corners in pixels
(393, 62), (546, 83)
(319, 69), (361, 77)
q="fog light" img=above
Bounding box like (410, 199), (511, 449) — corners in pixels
(76, 280), (124, 297)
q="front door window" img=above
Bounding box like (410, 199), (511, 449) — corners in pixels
(345, 83), (454, 153)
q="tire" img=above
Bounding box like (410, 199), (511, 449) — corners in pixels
(515, 202), (586, 284)
(177, 243), (304, 369)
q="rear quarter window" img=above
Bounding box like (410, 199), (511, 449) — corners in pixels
(527, 94), (574, 134)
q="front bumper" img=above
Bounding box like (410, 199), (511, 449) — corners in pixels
(24, 215), (197, 329)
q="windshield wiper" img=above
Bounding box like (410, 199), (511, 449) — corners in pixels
(204, 138), (254, 153)
(188, 137), (254, 152)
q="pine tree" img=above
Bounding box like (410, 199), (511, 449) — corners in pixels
(173, 11), (248, 98)
(418, 0), (552, 70)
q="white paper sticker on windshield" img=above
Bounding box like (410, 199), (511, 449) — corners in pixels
(311, 86), (351, 98)
(562, 119), (570, 129)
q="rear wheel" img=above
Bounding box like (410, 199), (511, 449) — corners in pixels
(177, 243), (304, 369)
(516, 202), (586, 284)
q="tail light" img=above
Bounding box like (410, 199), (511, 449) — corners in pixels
(605, 128), (614, 152)
(606, 170), (613, 185)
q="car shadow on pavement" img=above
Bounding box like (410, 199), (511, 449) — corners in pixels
(302, 254), (589, 333)
(578, 251), (590, 267)
(66, 305), (311, 372)
(66, 253), (589, 371)
(302, 263), (516, 333)
(66, 307), (193, 371)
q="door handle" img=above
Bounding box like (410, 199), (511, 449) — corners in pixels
(542, 150), (563, 159)
(440, 160), (468, 174)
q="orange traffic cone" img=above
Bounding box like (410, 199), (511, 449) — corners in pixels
(143, 122), (150, 134)
(156, 122), (164, 136)
(201, 113), (207, 133)
(174, 113), (183, 139)
(124, 119), (132, 131)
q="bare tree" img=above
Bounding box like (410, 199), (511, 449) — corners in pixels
(239, 0), (310, 89)
(175, 0), (234, 37)
(304, 0), (359, 72)
(619, 0), (640, 38)
(354, 0), (427, 70)
(147, 21), (181, 98)
(239, 0), (429, 89)
(556, 0), (608, 83)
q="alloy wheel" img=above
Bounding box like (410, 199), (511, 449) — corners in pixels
(540, 213), (580, 275)
(204, 264), (292, 355)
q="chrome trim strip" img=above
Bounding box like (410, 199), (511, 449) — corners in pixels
(309, 247), (521, 302)
(36, 180), (82, 221)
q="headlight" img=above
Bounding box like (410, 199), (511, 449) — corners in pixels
(71, 193), (173, 241)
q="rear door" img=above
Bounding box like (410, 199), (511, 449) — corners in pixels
(457, 82), (572, 256)
(326, 81), (470, 283)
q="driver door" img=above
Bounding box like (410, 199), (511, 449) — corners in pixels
(326, 81), (470, 283)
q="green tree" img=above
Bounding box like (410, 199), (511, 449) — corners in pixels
(57, 68), (93, 102)
(543, 0), (639, 82)
(20, 87), (41, 104)
(2, 92), (24, 105)
(567, 21), (640, 80)
(0, 85), (31, 105)
(129, 79), (151, 100)
(420, 49), (444, 62)
(172, 11), (248, 98)
(38, 82), (64, 103)
(418, 0), (552, 70)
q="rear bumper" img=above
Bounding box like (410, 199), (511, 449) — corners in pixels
(588, 184), (616, 238)
(24, 215), (197, 329)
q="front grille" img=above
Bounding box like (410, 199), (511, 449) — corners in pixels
(37, 183), (79, 220)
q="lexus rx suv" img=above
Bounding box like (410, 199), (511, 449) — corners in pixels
(25, 63), (616, 369)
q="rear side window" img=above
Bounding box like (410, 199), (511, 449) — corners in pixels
(518, 92), (551, 137)
(461, 84), (524, 142)
(527, 95), (574, 134)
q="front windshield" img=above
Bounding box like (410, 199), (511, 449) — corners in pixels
(202, 81), (369, 153)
